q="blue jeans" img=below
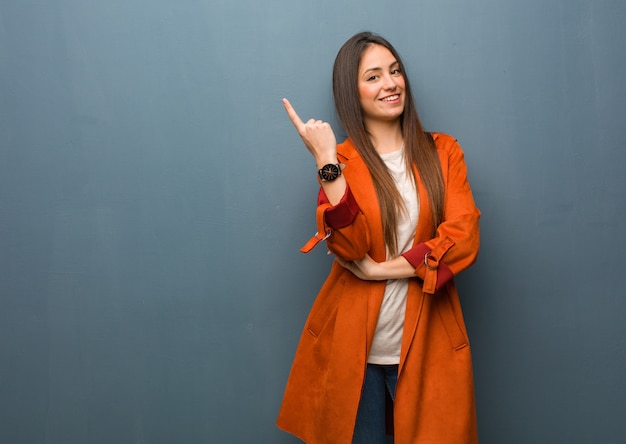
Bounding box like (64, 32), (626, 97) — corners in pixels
(353, 364), (398, 444)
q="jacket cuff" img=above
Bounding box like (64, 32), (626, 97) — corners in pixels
(402, 242), (454, 293)
(318, 185), (360, 229)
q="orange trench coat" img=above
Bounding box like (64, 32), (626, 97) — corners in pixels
(277, 133), (481, 443)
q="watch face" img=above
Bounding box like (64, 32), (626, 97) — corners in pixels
(319, 164), (340, 181)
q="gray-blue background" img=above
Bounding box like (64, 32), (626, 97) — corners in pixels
(1, 0), (625, 442)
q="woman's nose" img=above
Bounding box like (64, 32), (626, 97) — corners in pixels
(382, 74), (397, 90)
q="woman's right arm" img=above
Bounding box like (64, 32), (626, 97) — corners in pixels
(283, 98), (370, 259)
(282, 98), (346, 205)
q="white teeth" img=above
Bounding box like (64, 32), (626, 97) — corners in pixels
(382, 95), (399, 102)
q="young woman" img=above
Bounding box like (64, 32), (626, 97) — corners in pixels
(277, 32), (480, 444)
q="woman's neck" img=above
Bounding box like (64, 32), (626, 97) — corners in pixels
(365, 119), (404, 154)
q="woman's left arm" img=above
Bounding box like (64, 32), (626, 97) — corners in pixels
(335, 254), (415, 280)
(338, 137), (480, 291)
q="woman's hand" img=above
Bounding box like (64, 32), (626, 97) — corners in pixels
(336, 254), (417, 281)
(282, 98), (338, 166)
(336, 255), (384, 280)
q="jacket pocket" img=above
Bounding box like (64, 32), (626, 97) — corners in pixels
(436, 290), (468, 351)
(306, 277), (347, 338)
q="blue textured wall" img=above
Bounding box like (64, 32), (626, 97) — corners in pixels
(1, 0), (625, 442)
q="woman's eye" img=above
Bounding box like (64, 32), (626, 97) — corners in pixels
(391, 68), (402, 75)
(367, 75), (378, 81)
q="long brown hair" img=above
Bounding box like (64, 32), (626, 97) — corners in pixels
(332, 32), (444, 256)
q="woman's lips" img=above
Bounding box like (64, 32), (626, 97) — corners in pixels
(381, 94), (400, 102)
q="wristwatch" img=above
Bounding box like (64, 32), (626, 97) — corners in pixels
(318, 163), (345, 182)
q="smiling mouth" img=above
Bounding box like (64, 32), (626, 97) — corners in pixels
(381, 95), (400, 102)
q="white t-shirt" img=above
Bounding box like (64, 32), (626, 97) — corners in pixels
(367, 147), (420, 365)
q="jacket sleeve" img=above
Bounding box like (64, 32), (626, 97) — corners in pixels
(300, 184), (371, 260)
(401, 138), (480, 294)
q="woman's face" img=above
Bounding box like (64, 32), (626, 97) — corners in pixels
(357, 44), (406, 124)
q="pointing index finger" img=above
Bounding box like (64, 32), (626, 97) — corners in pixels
(282, 98), (305, 131)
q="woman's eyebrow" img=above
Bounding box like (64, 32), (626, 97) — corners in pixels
(362, 61), (399, 74)
(362, 67), (382, 74)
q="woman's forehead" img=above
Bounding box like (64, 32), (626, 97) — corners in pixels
(359, 45), (398, 72)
